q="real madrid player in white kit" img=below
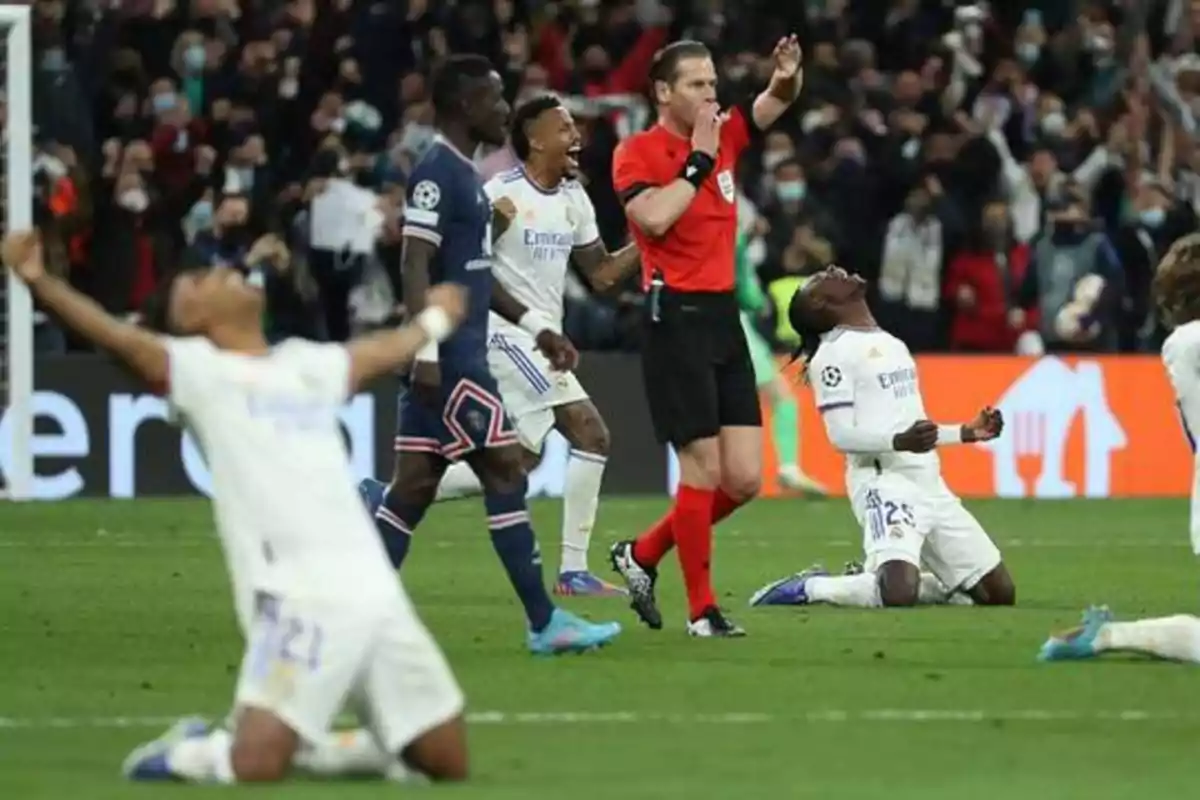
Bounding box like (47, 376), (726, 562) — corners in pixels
(432, 95), (641, 596)
(0, 231), (471, 784)
(1041, 233), (1200, 664)
(750, 266), (1017, 609)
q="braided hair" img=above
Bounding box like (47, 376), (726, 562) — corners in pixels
(786, 283), (833, 381)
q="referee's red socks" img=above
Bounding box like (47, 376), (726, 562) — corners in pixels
(631, 487), (745, 616)
(673, 485), (717, 618)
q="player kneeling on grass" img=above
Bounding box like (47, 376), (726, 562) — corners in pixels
(2, 230), (471, 785)
(1041, 234), (1200, 663)
(749, 267), (1016, 609)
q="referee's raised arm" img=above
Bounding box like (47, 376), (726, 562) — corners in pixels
(608, 37), (806, 639)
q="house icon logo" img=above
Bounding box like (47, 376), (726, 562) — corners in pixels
(980, 358), (1128, 498)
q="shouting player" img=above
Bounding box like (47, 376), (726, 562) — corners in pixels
(1040, 234), (1200, 663)
(1, 230), (470, 784)
(749, 266), (1017, 609)
(429, 95), (640, 596)
(608, 37), (805, 637)
(357, 55), (622, 654)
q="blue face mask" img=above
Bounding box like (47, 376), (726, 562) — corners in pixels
(188, 199), (214, 232)
(184, 44), (207, 72)
(152, 92), (178, 114)
(41, 48), (66, 72)
(776, 180), (807, 203)
(1017, 42), (1040, 65)
(1139, 207), (1166, 229)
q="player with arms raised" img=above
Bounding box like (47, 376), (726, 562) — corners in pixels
(1, 230), (471, 784)
(357, 55), (622, 654)
(420, 95), (641, 595)
(1040, 233), (1200, 664)
(608, 36), (805, 637)
(749, 266), (1017, 610)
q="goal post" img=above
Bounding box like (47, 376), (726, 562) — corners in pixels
(2, 5), (34, 500)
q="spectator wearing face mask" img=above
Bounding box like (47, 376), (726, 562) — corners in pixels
(1112, 177), (1197, 350)
(944, 199), (1038, 352)
(148, 81), (208, 199)
(1018, 194), (1124, 353)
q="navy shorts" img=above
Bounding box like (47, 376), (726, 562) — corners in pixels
(395, 370), (518, 460)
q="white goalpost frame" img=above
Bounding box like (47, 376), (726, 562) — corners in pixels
(3, 5), (33, 501)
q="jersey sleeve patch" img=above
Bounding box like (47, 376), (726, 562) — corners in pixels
(402, 175), (446, 245)
(811, 351), (854, 411)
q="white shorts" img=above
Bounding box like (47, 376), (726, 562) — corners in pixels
(851, 472), (1002, 592)
(234, 591), (464, 753)
(487, 330), (588, 452)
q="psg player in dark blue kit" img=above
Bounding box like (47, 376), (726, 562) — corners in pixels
(359, 55), (621, 655)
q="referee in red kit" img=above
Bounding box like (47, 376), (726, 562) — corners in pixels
(608, 36), (805, 637)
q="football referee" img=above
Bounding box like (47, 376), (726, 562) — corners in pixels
(608, 37), (805, 637)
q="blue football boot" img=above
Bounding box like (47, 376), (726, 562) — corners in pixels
(122, 716), (210, 782)
(1038, 605), (1114, 662)
(554, 571), (628, 597)
(528, 608), (621, 655)
(749, 565), (829, 607)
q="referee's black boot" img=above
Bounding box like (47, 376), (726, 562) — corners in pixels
(686, 607), (747, 638)
(609, 541), (663, 630)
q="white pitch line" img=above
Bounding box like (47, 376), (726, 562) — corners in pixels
(0, 539), (1189, 549)
(0, 709), (1189, 731)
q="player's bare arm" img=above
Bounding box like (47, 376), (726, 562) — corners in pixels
(491, 196), (517, 241)
(620, 107), (722, 238)
(490, 280), (578, 371)
(345, 284), (468, 392)
(750, 35), (804, 131)
(571, 240), (641, 293)
(1, 230), (169, 387)
(399, 234), (443, 397)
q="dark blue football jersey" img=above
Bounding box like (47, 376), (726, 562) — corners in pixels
(401, 137), (494, 375)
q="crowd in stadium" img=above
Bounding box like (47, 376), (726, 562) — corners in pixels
(12, 0), (1200, 355)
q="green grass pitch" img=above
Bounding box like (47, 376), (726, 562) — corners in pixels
(1, 497), (1197, 798)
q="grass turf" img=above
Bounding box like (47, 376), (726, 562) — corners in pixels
(0, 496), (1195, 799)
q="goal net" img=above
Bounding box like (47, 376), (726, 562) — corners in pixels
(1, 6), (34, 500)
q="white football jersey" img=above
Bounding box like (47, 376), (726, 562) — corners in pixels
(167, 337), (400, 618)
(484, 167), (600, 336)
(1163, 320), (1200, 452)
(809, 327), (940, 491)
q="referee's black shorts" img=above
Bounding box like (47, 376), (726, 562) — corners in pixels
(641, 289), (762, 448)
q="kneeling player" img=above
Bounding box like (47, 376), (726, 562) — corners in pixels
(749, 267), (1016, 609)
(1040, 234), (1200, 663)
(426, 95), (641, 596)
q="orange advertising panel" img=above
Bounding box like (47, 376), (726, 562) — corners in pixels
(760, 356), (1193, 499)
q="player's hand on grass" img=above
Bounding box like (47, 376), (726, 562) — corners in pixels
(963, 407), (1004, 443)
(691, 104), (723, 158)
(892, 420), (938, 453)
(535, 330), (579, 372)
(1, 230), (46, 283)
(425, 284), (468, 329)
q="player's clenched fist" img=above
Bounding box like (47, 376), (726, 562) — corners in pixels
(535, 330), (579, 372)
(691, 104), (723, 158)
(1, 230), (45, 283)
(492, 196), (518, 237)
(892, 420), (938, 453)
(964, 407), (1004, 443)
(425, 283), (468, 328)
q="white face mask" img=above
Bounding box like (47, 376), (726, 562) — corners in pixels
(279, 77), (299, 99)
(119, 189), (149, 213)
(1041, 111), (1067, 137)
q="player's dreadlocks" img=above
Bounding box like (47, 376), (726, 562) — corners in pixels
(1153, 233), (1200, 328)
(786, 285), (833, 382)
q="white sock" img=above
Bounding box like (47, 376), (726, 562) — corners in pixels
(1095, 615), (1200, 663)
(917, 573), (951, 605)
(805, 573), (881, 607)
(560, 449), (606, 574)
(167, 728), (235, 784)
(294, 729), (392, 778)
(435, 462), (483, 502)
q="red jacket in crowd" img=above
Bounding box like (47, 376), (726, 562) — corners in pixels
(943, 243), (1040, 352)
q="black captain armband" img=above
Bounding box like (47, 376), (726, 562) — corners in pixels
(679, 151), (715, 189)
